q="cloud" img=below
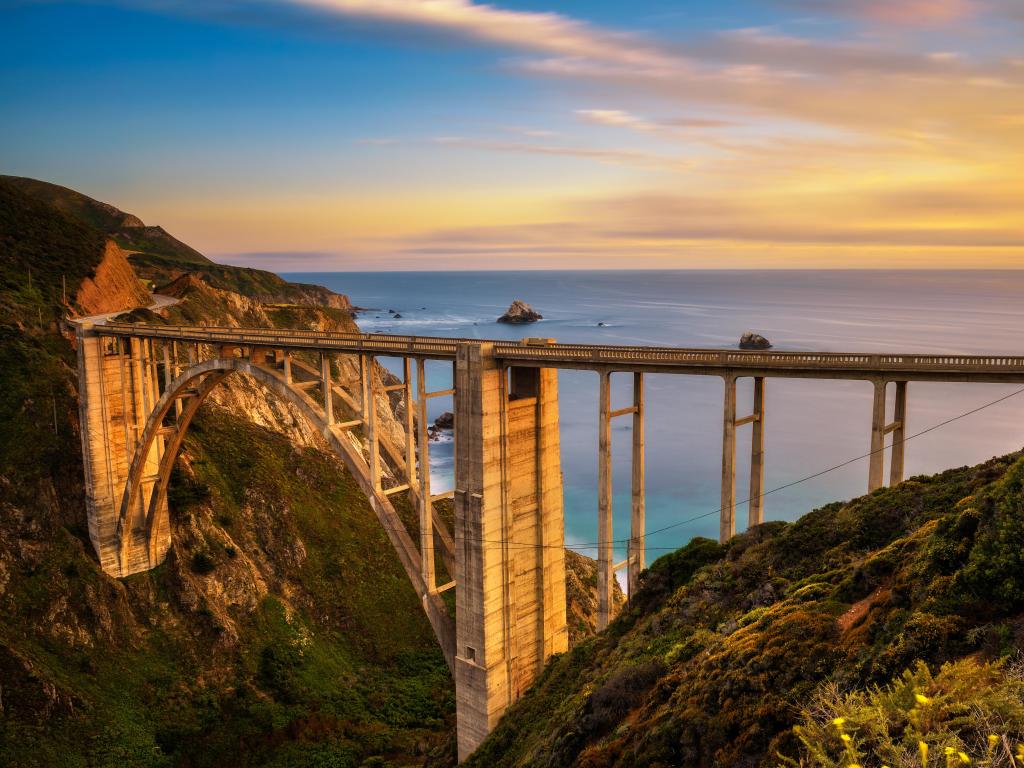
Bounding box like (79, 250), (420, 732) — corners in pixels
(430, 135), (687, 168)
(504, 126), (557, 137)
(288, 0), (680, 69)
(575, 108), (659, 131)
(770, 0), (979, 26)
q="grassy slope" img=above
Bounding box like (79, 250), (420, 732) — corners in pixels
(3, 175), (344, 306)
(463, 454), (1024, 767)
(0, 179), (451, 767)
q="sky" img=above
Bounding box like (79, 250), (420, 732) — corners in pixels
(1, 0), (1022, 270)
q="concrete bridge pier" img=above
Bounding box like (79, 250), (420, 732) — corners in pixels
(453, 342), (568, 761)
(77, 325), (170, 576)
(721, 375), (766, 543)
(868, 379), (909, 491)
(596, 370), (647, 630)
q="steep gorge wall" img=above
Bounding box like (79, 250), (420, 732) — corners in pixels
(73, 240), (150, 316)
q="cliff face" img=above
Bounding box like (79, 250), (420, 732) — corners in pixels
(1, 177), (613, 768)
(460, 454), (1024, 768)
(1, 179), (456, 767)
(73, 239), (150, 315)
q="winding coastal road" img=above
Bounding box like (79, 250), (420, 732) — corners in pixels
(73, 292), (180, 326)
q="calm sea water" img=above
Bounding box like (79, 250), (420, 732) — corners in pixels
(283, 270), (1024, 563)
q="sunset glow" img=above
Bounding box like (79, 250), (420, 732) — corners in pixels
(2, 0), (1021, 269)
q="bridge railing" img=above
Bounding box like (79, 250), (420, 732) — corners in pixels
(94, 322), (1024, 374)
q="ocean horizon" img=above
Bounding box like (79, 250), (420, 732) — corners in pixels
(284, 269), (1024, 564)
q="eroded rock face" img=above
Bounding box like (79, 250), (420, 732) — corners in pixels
(739, 331), (772, 350)
(74, 240), (150, 315)
(428, 411), (455, 442)
(497, 299), (542, 324)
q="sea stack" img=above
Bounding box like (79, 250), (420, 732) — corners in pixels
(497, 299), (543, 324)
(739, 331), (772, 350)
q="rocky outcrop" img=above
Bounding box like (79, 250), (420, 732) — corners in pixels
(564, 550), (625, 646)
(428, 411), (455, 442)
(73, 240), (150, 316)
(739, 330), (772, 350)
(497, 299), (542, 324)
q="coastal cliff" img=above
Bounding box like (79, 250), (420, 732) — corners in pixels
(0, 177), (615, 768)
(457, 454), (1024, 767)
(73, 240), (150, 315)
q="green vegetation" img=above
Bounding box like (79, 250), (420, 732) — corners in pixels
(0, 178), (450, 767)
(5, 175), (347, 308)
(787, 657), (1024, 767)
(460, 455), (1024, 767)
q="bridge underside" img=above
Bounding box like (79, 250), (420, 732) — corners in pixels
(77, 321), (1024, 762)
(76, 325), (568, 761)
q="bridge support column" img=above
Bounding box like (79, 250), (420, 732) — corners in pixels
(628, 372), (645, 598)
(415, 359), (436, 593)
(721, 375), (737, 543)
(868, 379), (887, 492)
(597, 370), (613, 629)
(361, 354), (380, 491)
(454, 343), (567, 761)
(890, 382), (908, 486)
(321, 352), (334, 426)
(748, 376), (766, 528)
(77, 325), (169, 577)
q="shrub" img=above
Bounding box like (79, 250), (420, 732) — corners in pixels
(784, 657), (1024, 767)
(189, 551), (216, 574)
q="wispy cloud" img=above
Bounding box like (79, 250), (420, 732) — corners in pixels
(430, 135), (687, 168)
(290, 0), (680, 69)
(770, 0), (979, 26)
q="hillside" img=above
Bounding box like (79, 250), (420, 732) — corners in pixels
(0, 176), (452, 767)
(0, 176), (617, 767)
(459, 453), (1024, 767)
(3, 175), (348, 310)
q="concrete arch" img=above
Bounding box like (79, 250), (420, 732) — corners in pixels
(115, 355), (455, 668)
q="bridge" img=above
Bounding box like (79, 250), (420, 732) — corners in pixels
(75, 321), (1024, 760)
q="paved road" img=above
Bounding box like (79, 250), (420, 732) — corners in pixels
(91, 321), (1024, 383)
(73, 293), (180, 326)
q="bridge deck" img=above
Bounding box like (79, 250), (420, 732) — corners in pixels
(93, 322), (1024, 383)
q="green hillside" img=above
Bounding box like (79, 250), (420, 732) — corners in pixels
(3, 175), (346, 308)
(0, 180), (451, 767)
(460, 454), (1024, 767)
(1, 174), (211, 267)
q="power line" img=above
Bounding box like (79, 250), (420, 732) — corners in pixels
(379, 383), (1024, 553)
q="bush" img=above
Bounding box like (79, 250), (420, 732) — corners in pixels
(189, 551), (216, 574)
(785, 657), (1024, 767)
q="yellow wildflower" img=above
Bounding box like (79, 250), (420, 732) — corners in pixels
(958, 753), (970, 764)
(915, 693), (932, 705)
(919, 741), (929, 766)
(841, 733), (852, 744)
(833, 717), (847, 728)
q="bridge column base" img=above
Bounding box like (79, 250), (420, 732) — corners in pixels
(453, 343), (568, 761)
(77, 325), (169, 577)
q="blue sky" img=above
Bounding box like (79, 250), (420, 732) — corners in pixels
(2, 0), (1022, 269)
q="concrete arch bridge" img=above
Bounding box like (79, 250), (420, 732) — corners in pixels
(75, 322), (1024, 759)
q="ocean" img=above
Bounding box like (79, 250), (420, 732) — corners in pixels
(283, 270), (1024, 563)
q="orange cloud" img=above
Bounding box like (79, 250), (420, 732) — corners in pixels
(855, 0), (977, 24)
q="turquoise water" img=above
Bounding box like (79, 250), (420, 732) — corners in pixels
(284, 270), (1024, 562)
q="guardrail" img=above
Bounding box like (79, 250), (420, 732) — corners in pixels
(93, 322), (1024, 375)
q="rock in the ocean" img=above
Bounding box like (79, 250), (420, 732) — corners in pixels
(392, 313), (402, 319)
(497, 299), (543, 324)
(739, 331), (772, 350)
(428, 411), (455, 441)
